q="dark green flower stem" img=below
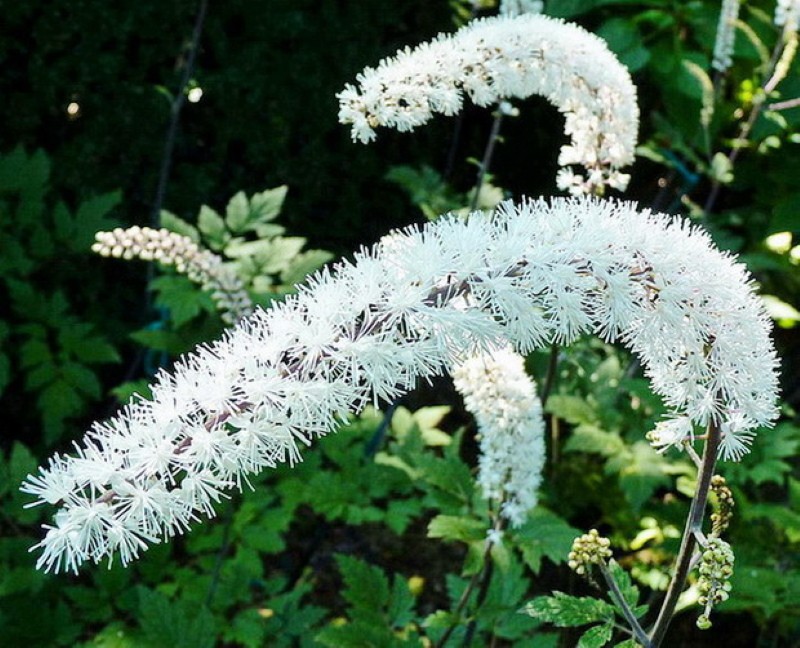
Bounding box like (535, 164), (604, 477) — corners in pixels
(647, 420), (721, 647)
(598, 561), (650, 647)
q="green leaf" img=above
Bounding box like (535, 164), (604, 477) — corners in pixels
(606, 442), (672, 511)
(151, 274), (216, 326)
(546, 394), (597, 425)
(249, 186), (288, 228)
(522, 592), (615, 627)
(69, 191), (122, 251)
(564, 425), (626, 457)
(224, 191), (251, 232)
(197, 205), (228, 250)
(137, 588), (216, 648)
(336, 554), (390, 613)
(161, 209), (200, 242)
(515, 507), (581, 572)
(596, 18), (650, 72)
(578, 622), (614, 648)
(427, 515), (487, 543)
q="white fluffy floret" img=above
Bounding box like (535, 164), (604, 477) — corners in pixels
(23, 197), (778, 572)
(453, 347), (545, 527)
(337, 14), (639, 195)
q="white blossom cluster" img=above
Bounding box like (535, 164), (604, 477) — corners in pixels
(337, 14), (639, 195)
(23, 197), (778, 573)
(452, 347), (545, 527)
(775, 0), (800, 33)
(712, 0), (741, 72)
(93, 226), (253, 324)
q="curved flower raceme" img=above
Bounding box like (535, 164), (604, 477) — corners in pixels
(23, 198), (778, 573)
(93, 226), (253, 324)
(337, 14), (639, 195)
(453, 347), (545, 527)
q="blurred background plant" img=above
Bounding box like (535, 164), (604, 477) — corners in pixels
(1, 0), (799, 646)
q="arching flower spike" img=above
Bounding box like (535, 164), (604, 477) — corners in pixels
(338, 15), (640, 195)
(22, 197), (778, 573)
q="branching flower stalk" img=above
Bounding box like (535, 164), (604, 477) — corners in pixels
(93, 226), (253, 325)
(23, 198), (778, 574)
(338, 14), (639, 195)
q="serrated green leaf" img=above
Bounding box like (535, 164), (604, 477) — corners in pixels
(161, 209), (200, 242)
(336, 554), (390, 613)
(198, 205), (228, 250)
(137, 587), (216, 648)
(69, 191), (121, 251)
(249, 186), (288, 225)
(427, 515), (487, 543)
(522, 592), (615, 627)
(578, 622), (614, 648)
(515, 507), (581, 572)
(61, 361), (101, 399)
(224, 191), (251, 232)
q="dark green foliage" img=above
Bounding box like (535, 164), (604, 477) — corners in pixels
(0, 147), (121, 444)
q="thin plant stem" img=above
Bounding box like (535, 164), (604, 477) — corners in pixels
(434, 539), (493, 648)
(462, 516), (506, 647)
(598, 562), (650, 647)
(647, 420), (722, 647)
(435, 508), (505, 648)
(146, 0), (210, 311)
(768, 96), (800, 111)
(205, 496), (236, 607)
(539, 343), (559, 409)
(151, 0), (209, 229)
(470, 107), (505, 212)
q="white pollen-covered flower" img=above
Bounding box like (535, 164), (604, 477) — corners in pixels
(337, 14), (639, 195)
(712, 0), (742, 72)
(453, 347), (545, 527)
(93, 226), (252, 324)
(23, 197), (778, 573)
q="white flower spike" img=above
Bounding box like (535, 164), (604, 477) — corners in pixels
(453, 347), (545, 527)
(23, 198), (778, 573)
(337, 14), (639, 195)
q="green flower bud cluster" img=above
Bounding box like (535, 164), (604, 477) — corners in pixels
(710, 475), (734, 536)
(696, 537), (734, 629)
(568, 529), (612, 575)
